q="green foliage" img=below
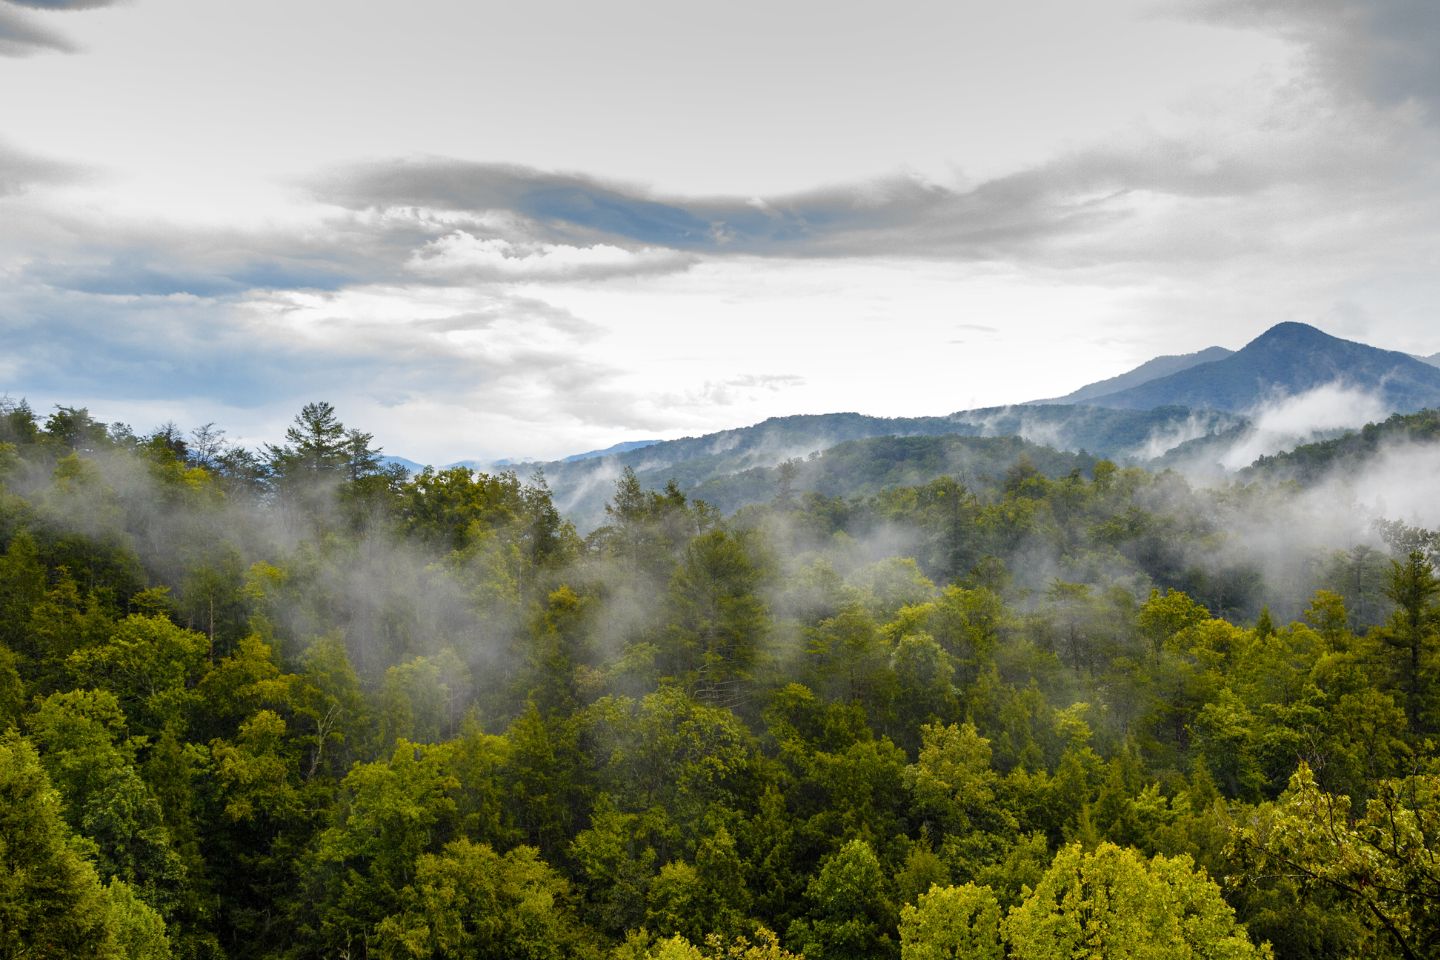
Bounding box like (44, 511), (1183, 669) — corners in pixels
(1230, 763), (1440, 960)
(298, 741), (461, 954)
(898, 882), (1002, 960)
(373, 838), (590, 960)
(906, 722), (1014, 840)
(788, 838), (897, 960)
(6, 397), (1440, 960)
(26, 690), (187, 911)
(66, 615), (209, 736)
(1378, 551), (1440, 732)
(1005, 842), (1269, 959)
(106, 878), (174, 960)
(664, 528), (771, 700)
(0, 731), (121, 960)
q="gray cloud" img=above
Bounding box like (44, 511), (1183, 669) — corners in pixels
(0, 140), (80, 194)
(8, 208), (433, 296)
(0, 6), (73, 56)
(1186, 0), (1440, 116)
(11, 198), (700, 298)
(8, 0), (125, 7)
(310, 139), (1321, 264)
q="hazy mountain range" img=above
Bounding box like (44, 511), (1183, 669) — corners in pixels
(1030, 345), (1236, 405)
(387, 322), (1440, 528)
(1059, 322), (1440, 413)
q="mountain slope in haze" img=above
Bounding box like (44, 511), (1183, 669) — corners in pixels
(561, 439), (660, 462)
(1033, 345), (1234, 405)
(1242, 408), (1440, 484)
(1080, 322), (1440, 413)
(529, 405), (1239, 529)
(688, 434), (1098, 516)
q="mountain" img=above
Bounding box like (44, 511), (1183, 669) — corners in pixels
(687, 434), (1097, 516)
(1075, 322), (1440, 413)
(379, 455), (426, 475)
(434, 322), (1435, 528)
(561, 439), (660, 462)
(527, 405), (1240, 530)
(1420, 352), (1440, 368)
(1033, 345), (1234, 405)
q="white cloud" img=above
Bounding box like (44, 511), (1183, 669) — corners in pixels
(407, 231), (695, 282)
(1219, 383), (1392, 470)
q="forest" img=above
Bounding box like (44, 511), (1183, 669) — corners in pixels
(1, 398), (1436, 960)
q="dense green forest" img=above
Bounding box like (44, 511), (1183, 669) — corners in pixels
(1, 398), (1437, 960)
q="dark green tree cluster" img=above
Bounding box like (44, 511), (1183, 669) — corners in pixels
(0, 399), (1436, 959)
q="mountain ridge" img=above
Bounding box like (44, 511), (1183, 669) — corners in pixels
(1031, 345), (1234, 405)
(1070, 322), (1440, 413)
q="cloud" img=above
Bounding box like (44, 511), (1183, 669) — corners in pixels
(407, 232), (696, 282)
(1185, 0), (1440, 117)
(1219, 383), (1391, 470)
(5, 205), (433, 297)
(0, 261), (712, 459)
(0, 6), (73, 56)
(8, 0), (126, 7)
(8, 197), (699, 298)
(311, 123), (1406, 267)
(306, 151), (1181, 262)
(0, 140), (80, 194)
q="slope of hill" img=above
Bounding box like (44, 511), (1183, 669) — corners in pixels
(686, 433), (1097, 516)
(1034, 345), (1234, 405)
(531, 405), (1239, 529)
(1079, 322), (1440, 413)
(1242, 408), (1440, 484)
(561, 439), (660, 462)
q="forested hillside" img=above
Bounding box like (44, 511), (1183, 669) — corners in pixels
(2, 398), (1437, 960)
(529, 405), (1242, 530)
(1246, 408), (1440, 484)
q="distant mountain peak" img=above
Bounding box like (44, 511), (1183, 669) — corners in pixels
(1069, 322), (1440, 414)
(1033, 344), (1233, 406)
(1245, 321), (1343, 348)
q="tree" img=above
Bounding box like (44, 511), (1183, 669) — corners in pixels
(0, 529), (46, 654)
(44, 406), (110, 453)
(0, 395), (39, 446)
(270, 402), (345, 476)
(637, 929), (800, 960)
(25, 691), (186, 914)
(185, 422), (228, 472)
(296, 741), (461, 956)
(1005, 842), (1269, 959)
(663, 528), (770, 704)
(266, 402), (382, 487)
(890, 633), (957, 745)
(804, 603), (890, 708)
(342, 427), (382, 482)
(1378, 550), (1439, 732)
(0, 731), (121, 960)
(787, 838), (897, 960)
(567, 794), (660, 936)
(1136, 588), (1208, 664)
(1230, 763), (1440, 960)
(905, 722), (1013, 839)
(105, 878), (174, 960)
(899, 883), (1002, 960)
(65, 614), (209, 737)
(373, 839), (589, 960)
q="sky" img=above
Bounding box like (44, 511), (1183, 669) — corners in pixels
(2, 0), (1439, 464)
